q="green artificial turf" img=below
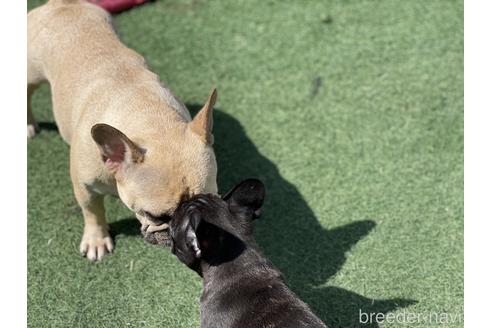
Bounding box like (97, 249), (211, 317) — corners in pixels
(27, 0), (463, 327)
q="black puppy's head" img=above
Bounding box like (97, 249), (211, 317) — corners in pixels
(169, 179), (265, 274)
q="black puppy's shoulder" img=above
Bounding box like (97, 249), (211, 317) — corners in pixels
(201, 252), (325, 328)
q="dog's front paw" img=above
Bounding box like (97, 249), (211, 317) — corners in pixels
(27, 124), (38, 139)
(79, 227), (114, 261)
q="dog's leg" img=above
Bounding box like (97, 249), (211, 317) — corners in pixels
(27, 84), (40, 138)
(27, 38), (44, 139)
(73, 183), (113, 261)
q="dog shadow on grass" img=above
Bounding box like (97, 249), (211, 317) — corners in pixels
(188, 105), (416, 328)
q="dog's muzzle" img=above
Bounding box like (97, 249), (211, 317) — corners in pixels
(142, 228), (171, 246)
(140, 215), (172, 246)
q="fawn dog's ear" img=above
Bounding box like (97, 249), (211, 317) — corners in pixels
(91, 123), (144, 173)
(189, 88), (217, 145)
(223, 179), (265, 220)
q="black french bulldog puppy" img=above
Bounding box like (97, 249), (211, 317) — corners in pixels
(169, 179), (327, 328)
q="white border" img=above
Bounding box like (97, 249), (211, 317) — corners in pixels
(464, 1), (492, 327)
(0, 0), (27, 326)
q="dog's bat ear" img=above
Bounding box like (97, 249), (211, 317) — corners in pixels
(189, 88), (217, 145)
(223, 179), (265, 219)
(91, 123), (144, 172)
(185, 211), (202, 259)
(183, 209), (224, 261)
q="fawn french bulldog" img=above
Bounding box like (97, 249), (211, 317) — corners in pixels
(169, 180), (327, 328)
(28, 0), (218, 260)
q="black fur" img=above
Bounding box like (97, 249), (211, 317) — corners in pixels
(170, 179), (327, 328)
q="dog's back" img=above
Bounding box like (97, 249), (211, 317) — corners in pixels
(201, 251), (327, 328)
(28, 0), (191, 142)
(28, 0), (130, 141)
(28, 0), (116, 86)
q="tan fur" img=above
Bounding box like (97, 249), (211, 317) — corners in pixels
(189, 89), (216, 144)
(28, 0), (218, 261)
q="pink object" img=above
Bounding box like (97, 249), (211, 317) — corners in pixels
(86, 0), (149, 14)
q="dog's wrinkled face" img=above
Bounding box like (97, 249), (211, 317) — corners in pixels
(115, 133), (217, 217)
(169, 179), (265, 273)
(91, 90), (218, 241)
(121, 133), (217, 244)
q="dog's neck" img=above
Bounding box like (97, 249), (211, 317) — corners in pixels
(200, 241), (282, 293)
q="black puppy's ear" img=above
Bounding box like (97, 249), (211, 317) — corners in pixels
(185, 211), (202, 259)
(223, 179), (265, 219)
(183, 210), (223, 260)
